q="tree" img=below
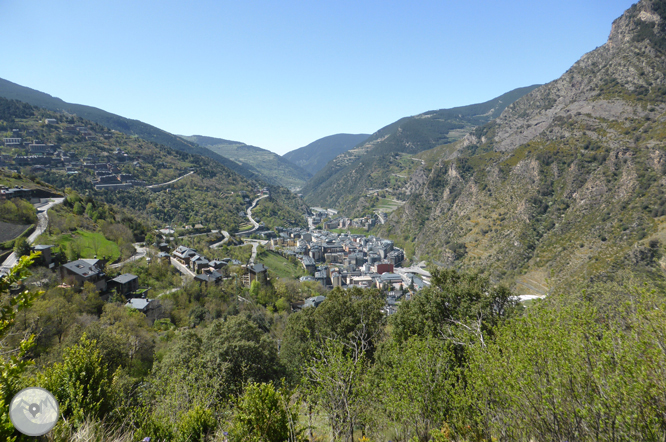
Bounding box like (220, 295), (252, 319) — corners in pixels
(373, 336), (461, 442)
(303, 339), (369, 442)
(38, 335), (113, 427)
(280, 287), (385, 381)
(12, 237), (30, 258)
(72, 202), (84, 216)
(391, 268), (522, 346)
(229, 382), (301, 442)
(0, 253), (43, 441)
(65, 240), (80, 262)
(200, 316), (284, 398)
(467, 289), (666, 441)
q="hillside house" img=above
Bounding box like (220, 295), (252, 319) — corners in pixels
(173, 246), (197, 264)
(60, 259), (107, 291)
(242, 263), (268, 287)
(195, 269), (223, 285)
(108, 273), (139, 296)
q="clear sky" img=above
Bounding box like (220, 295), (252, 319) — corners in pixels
(2, 0), (635, 155)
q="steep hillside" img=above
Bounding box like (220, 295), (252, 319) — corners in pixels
(182, 135), (311, 189)
(282, 133), (370, 175)
(379, 0), (666, 296)
(0, 78), (259, 180)
(0, 97), (307, 231)
(301, 86), (539, 213)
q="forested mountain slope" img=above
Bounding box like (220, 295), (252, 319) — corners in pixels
(379, 0), (666, 295)
(0, 97), (307, 231)
(182, 135), (312, 189)
(282, 133), (370, 175)
(0, 78), (259, 180)
(301, 86), (539, 212)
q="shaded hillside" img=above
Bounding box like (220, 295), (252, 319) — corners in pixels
(182, 135), (311, 189)
(282, 133), (370, 175)
(301, 85), (539, 212)
(0, 78), (259, 180)
(379, 0), (666, 296)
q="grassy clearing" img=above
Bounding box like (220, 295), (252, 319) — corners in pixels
(256, 250), (306, 279)
(38, 229), (120, 262)
(238, 223), (254, 232)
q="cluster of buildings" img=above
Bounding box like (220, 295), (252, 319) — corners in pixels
(308, 208), (378, 232)
(0, 185), (34, 200)
(271, 226), (427, 293)
(170, 245), (251, 285)
(2, 125), (145, 191)
(8, 243), (165, 321)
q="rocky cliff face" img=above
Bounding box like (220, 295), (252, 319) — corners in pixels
(380, 0), (666, 295)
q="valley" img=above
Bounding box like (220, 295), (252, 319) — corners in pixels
(2, 1), (666, 440)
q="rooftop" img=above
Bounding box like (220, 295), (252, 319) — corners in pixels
(112, 273), (138, 284)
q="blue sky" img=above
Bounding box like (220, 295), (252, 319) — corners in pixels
(2, 0), (635, 155)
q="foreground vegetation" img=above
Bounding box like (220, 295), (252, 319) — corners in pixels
(2, 250), (666, 441)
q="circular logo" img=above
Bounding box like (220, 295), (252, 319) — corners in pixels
(9, 387), (59, 436)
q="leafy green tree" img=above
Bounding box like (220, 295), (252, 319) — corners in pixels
(12, 237), (30, 258)
(467, 289), (666, 441)
(391, 268), (521, 345)
(148, 315), (284, 428)
(0, 254), (43, 441)
(38, 335), (113, 428)
(229, 382), (302, 442)
(200, 316), (284, 398)
(303, 339), (369, 442)
(72, 202), (84, 216)
(373, 336), (461, 442)
(281, 287), (385, 378)
(65, 240), (80, 262)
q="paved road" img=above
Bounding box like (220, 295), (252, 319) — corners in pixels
(0, 198), (64, 275)
(243, 194), (269, 234)
(109, 243), (147, 269)
(146, 171), (195, 189)
(170, 257), (195, 278)
(243, 239), (268, 265)
(210, 230), (231, 248)
(157, 286), (182, 298)
(375, 211), (387, 224)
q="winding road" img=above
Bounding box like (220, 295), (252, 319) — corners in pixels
(237, 194), (269, 237)
(247, 195), (268, 229)
(0, 198), (65, 275)
(146, 171), (195, 189)
(109, 243), (147, 269)
(210, 230), (231, 248)
(243, 239), (269, 265)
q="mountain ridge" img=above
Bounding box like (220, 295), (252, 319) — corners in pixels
(282, 133), (371, 175)
(300, 85), (540, 212)
(181, 135), (312, 189)
(0, 77), (260, 181)
(377, 0), (666, 295)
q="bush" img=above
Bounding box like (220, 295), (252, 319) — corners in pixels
(229, 382), (301, 442)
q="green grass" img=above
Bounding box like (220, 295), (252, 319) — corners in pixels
(256, 250), (306, 279)
(38, 229), (120, 262)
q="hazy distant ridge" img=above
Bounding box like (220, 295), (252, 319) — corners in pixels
(283, 133), (370, 175)
(182, 135), (312, 189)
